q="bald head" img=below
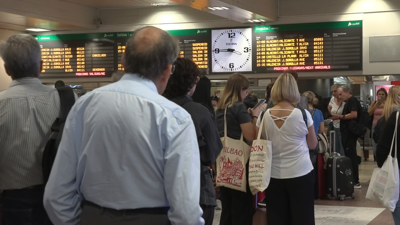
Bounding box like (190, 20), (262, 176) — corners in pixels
(123, 26), (179, 81)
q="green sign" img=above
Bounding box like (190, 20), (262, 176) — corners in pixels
(254, 21), (362, 33)
(35, 29), (210, 41)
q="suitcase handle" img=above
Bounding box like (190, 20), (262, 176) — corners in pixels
(329, 130), (340, 157)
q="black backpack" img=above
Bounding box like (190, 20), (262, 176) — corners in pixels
(42, 86), (76, 184)
(373, 117), (386, 143)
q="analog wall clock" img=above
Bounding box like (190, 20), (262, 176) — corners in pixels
(211, 28), (253, 73)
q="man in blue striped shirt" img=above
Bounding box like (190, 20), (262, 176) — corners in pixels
(44, 26), (204, 225)
(0, 34), (59, 225)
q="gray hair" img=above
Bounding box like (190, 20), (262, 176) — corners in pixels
(331, 83), (341, 90)
(0, 34), (41, 79)
(339, 85), (352, 94)
(123, 26), (179, 81)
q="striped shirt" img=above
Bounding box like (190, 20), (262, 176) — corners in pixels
(0, 77), (60, 190)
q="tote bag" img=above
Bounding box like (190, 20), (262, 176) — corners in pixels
(249, 113), (272, 195)
(366, 112), (400, 212)
(216, 108), (251, 193)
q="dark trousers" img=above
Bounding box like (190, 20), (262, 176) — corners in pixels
(1, 186), (51, 225)
(342, 132), (359, 184)
(219, 186), (254, 225)
(265, 172), (315, 225)
(201, 205), (215, 225)
(80, 201), (171, 225)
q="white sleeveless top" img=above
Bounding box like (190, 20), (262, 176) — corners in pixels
(257, 108), (314, 179)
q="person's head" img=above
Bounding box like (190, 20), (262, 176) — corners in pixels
(331, 83), (342, 98)
(192, 76), (213, 111)
(337, 85), (352, 102)
(217, 73), (249, 110)
(383, 86), (400, 120)
(0, 34), (42, 80)
(244, 95), (258, 109)
(123, 26), (179, 94)
(271, 72), (300, 105)
(163, 58), (200, 99)
(376, 88), (388, 102)
(111, 71), (125, 83)
(303, 91), (318, 106)
(54, 80), (65, 88)
(284, 70), (298, 82)
(265, 82), (274, 101)
(211, 95), (219, 110)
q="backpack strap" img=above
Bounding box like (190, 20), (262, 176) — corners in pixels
(298, 106), (308, 128)
(311, 108), (317, 117)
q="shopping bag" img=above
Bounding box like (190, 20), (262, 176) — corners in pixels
(366, 112), (400, 212)
(216, 108), (251, 192)
(249, 114), (272, 195)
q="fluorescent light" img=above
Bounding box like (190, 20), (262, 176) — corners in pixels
(253, 19), (260, 22)
(208, 6), (229, 10)
(26, 28), (50, 32)
(151, 2), (169, 6)
(248, 20), (254, 23)
(260, 19), (265, 22)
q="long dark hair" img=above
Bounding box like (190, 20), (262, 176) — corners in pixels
(192, 76), (213, 112)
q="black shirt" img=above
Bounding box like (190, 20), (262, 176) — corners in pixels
(377, 111), (400, 168)
(171, 95), (222, 206)
(340, 96), (361, 132)
(216, 102), (252, 141)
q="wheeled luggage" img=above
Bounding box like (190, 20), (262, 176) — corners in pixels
(326, 130), (355, 201)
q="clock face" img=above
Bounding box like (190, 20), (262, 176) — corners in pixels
(211, 28), (252, 73)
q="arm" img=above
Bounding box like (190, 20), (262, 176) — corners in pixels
(163, 119), (204, 225)
(319, 121), (325, 134)
(331, 111), (358, 120)
(305, 110), (318, 149)
(376, 112), (397, 168)
(368, 101), (377, 116)
(242, 104), (264, 141)
(44, 108), (82, 225)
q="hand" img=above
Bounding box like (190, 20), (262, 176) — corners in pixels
(248, 103), (265, 117)
(331, 115), (341, 120)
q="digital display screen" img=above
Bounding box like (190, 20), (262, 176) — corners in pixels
(253, 21), (363, 72)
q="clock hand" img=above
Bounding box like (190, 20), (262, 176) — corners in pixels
(216, 48), (242, 55)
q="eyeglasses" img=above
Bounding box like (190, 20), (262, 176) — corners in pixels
(170, 64), (176, 75)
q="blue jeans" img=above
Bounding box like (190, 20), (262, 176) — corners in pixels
(393, 200), (400, 225)
(1, 186), (52, 225)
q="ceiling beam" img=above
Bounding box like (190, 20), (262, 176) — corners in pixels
(0, 0), (97, 29)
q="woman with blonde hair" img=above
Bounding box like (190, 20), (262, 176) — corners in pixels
(328, 83), (345, 155)
(258, 73), (317, 225)
(382, 86), (400, 121)
(216, 73), (264, 225)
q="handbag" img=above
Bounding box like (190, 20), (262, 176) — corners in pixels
(249, 112), (272, 195)
(216, 108), (251, 192)
(366, 112), (400, 212)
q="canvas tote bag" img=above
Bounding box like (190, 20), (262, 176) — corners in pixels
(249, 112), (272, 195)
(216, 108), (251, 192)
(366, 112), (400, 212)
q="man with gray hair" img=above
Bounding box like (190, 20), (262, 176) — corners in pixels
(44, 26), (204, 225)
(331, 85), (362, 189)
(0, 34), (58, 224)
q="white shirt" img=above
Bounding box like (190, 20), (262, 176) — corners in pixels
(44, 74), (204, 225)
(257, 108), (314, 179)
(329, 97), (345, 128)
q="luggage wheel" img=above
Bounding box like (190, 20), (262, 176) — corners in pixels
(327, 194), (335, 200)
(339, 196), (345, 201)
(351, 194), (355, 199)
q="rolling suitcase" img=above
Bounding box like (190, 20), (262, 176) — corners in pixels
(327, 130), (355, 201)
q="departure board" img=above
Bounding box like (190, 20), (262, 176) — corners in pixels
(169, 29), (210, 72)
(253, 21), (363, 72)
